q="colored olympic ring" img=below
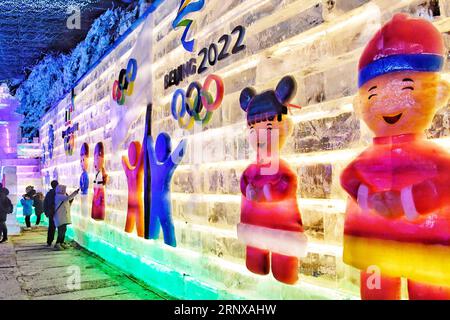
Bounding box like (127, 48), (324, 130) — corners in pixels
(112, 58), (138, 105)
(201, 74), (224, 112)
(126, 58), (138, 82)
(171, 74), (224, 130)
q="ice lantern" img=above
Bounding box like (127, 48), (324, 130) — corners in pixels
(238, 76), (307, 285)
(340, 13), (450, 300)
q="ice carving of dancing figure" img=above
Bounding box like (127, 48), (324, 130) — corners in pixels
(146, 133), (187, 247)
(122, 141), (145, 237)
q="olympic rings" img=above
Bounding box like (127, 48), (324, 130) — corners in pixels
(171, 74), (224, 130)
(64, 134), (75, 156)
(112, 58), (138, 105)
(62, 123), (79, 157)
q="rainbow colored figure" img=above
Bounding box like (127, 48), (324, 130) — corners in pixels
(91, 142), (108, 221)
(146, 133), (187, 247)
(122, 141), (145, 237)
(172, 0), (205, 52)
(238, 76), (307, 285)
(340, 14), (450, 300)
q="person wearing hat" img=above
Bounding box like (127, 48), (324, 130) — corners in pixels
(340, 13), (450, 299)
(54, 185), (79, 250)
(33, 192), (45, 226)
(21, 188), (35, 230)
(0, 183), (9, 196)
(237, 76), (307, 285)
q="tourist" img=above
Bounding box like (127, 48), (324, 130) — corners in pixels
(54, 185), (79, 250)
(43, 180), (58, 246)
(0, 183), (9, 195)
(33, 192), (45, 226)
(25, 185), (35, 195)
(20, 192), (34, 230)
(0, 187), (13, 243)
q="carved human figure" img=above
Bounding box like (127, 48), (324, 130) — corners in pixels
(146, 133), (187, 247)
(122, 141), (145, 237)
(80, 143), (89, 195)
(91, 142), (108, 220)
(238, 76), (307, 285)
(80, 143), (90, 219)
(340, 14), (450, 300)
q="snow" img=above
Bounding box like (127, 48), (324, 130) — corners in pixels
(15, 4), (141, 139)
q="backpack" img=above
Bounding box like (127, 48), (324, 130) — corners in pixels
(43, 190), (56, 217)
(0, 197), (12, 216)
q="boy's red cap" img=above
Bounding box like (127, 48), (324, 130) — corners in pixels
(358, 13), (445, 87)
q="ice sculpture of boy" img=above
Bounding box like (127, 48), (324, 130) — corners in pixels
(80, 143), (89, 195)
(341, 14), (450, 300)
(79, 143), (90, 218)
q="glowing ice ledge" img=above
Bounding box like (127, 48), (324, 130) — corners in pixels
(64, 214), (356, 300)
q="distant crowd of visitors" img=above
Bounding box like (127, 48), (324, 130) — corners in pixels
(20, 185), (44, 229)
(0, 181), (79, 250)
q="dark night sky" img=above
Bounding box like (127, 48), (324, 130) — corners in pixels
(0, 0), (132, 83)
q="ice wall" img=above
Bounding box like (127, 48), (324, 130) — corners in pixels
(39, 0), (450, 300)
(0, 84), (21, 158)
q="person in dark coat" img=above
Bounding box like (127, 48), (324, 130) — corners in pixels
(33, 192), (45, 226)
(44, 180), (58, 246)
(0, 183), (9, 196)
(0, 187), (13, 243)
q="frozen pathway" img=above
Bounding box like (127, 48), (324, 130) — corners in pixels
(0, 227), (173, 300)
